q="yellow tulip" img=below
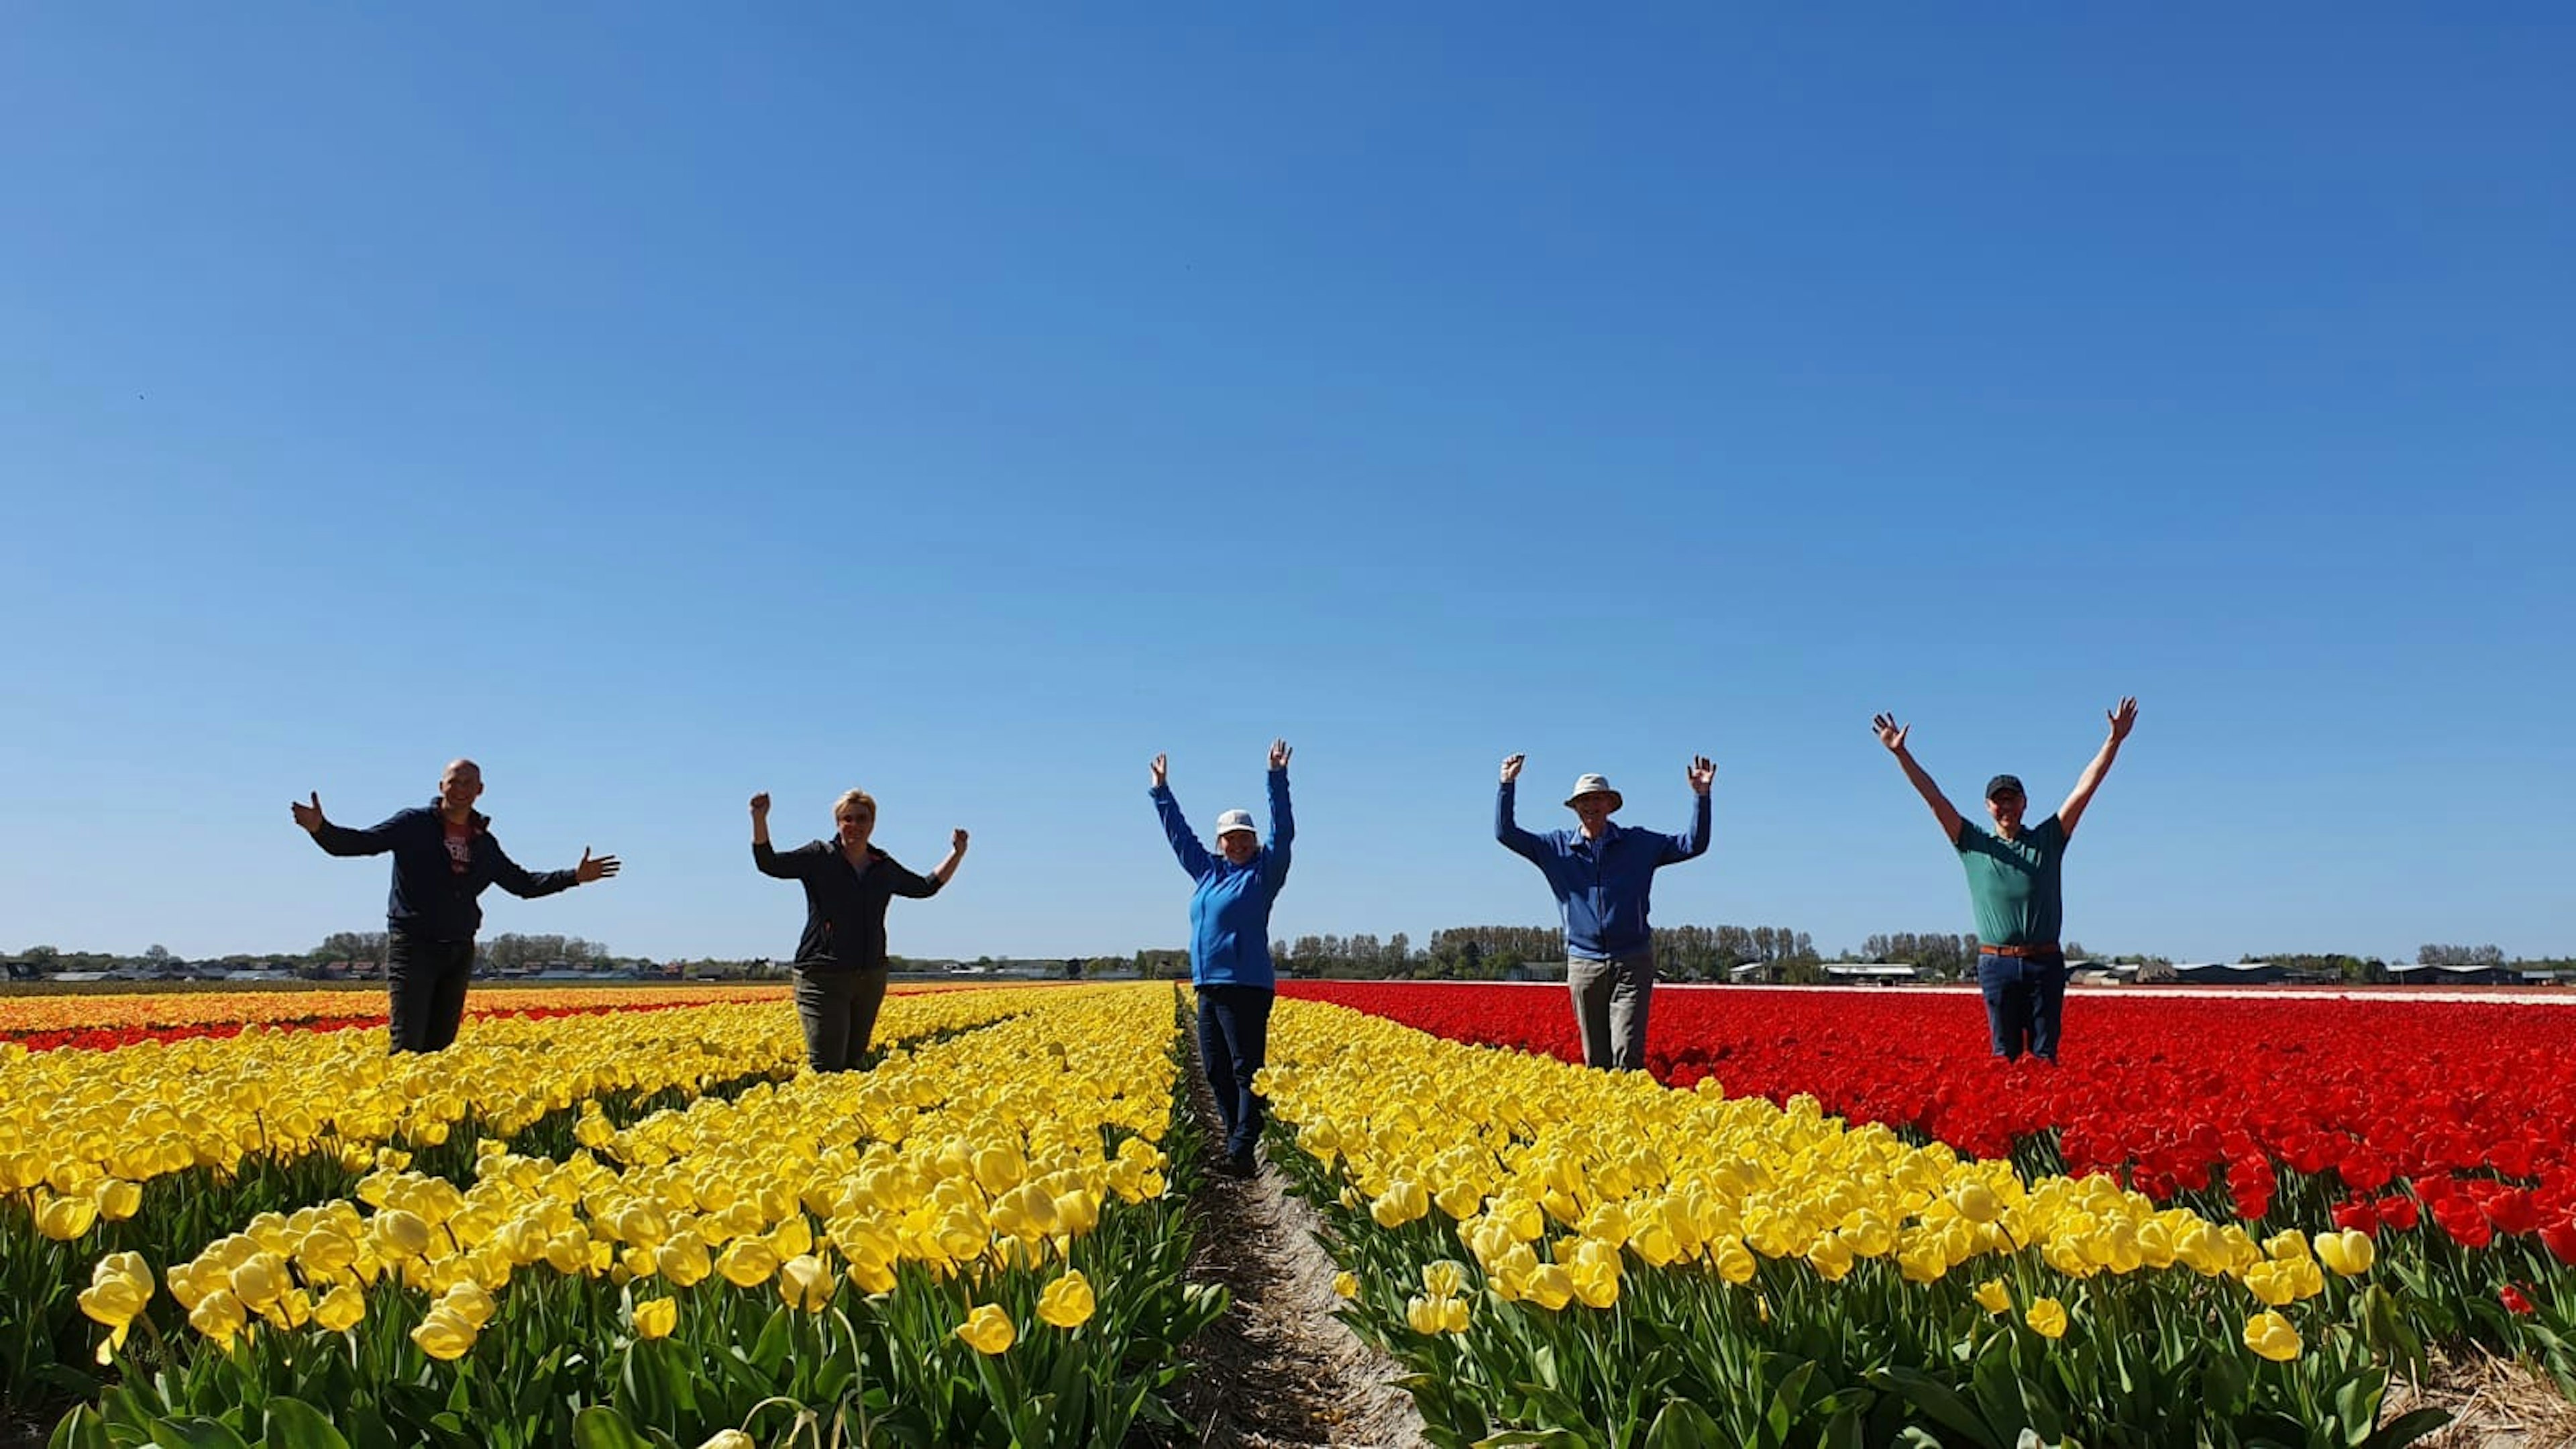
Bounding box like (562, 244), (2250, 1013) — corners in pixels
(717, 1238), (782, 1289)
(313, 1283), (366, 1334)
(189, 1289), (248, 1348)
(1972, 1279), (2012, 1315)
(2025, 1297), (2069, 1340)
(1949, 1179), (2001, 1224)
(657, 1232), (713, 1288)
(776, 1254), (834, 1313)
(633, 1297), (678, 1340)
(2315, 1229), (2375, 1277)
(411, 1304), (478, 1361)
(77, 1252), (154, 1329)
(2243, 1310), (2302, 1362)
(1807, 1233), (1855, 1283)
(92, 1179), (144, 1222)
(698, 1434), (755, 1449)
(1037, 1269), (1096, 1329)
(1421, 1260), (1467, 1299)
(955, 1303), (1016, 1354)
(1370, 1181), (1430, 1229)
(35, 1193), (101, 1242)
(376, 1210), (433, 1259)
(229, 1252), (288, 1310)
(1333, 1271), (1358, 1300)
(1524, 1263), (1575, 1311)
(442, 1281), (498, 1330)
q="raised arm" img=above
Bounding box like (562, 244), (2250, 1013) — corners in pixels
(2057, 697), (2137, 839)
(1150, 754), (1215, 879)
(1662, 755), (1715, 863)
(1264, 740), (1294, 884)
(885, 833), (965, 900)
(1494, 754), (1547, 861)
(1872, 714), (1966, 844)
(294, 794), (405, 857)
(749, 793), (818, 879)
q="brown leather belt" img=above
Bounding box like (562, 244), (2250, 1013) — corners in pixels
(1982, 943), (2061, 959)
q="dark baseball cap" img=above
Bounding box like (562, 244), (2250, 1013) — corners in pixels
(1984, 774), (2025, 800)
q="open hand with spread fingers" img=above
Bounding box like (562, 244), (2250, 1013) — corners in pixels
(1872, 714), (1910, 753)
(575, 848), (620, 884)
(1686, 755), (1715, 795)
(1269, 739), (1292, 771)
(2106, 696), (2139, 743)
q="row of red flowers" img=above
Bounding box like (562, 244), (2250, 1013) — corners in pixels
(1283, 981), (2576, 1263)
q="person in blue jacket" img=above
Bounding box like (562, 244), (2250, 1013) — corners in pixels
(292, 758), (620, 1053)
(1497, 752), (1714, 1071)
(1151, 739), (1293, 1179)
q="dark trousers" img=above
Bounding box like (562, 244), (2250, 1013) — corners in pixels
(1978, 952), (2068, 1061)
(794, 967), (890, 1072)
(1197, 985), (1274, 1160)
(386, 934), (476, 1054)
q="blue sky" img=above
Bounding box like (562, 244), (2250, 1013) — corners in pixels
(4, 6), (2570, 965)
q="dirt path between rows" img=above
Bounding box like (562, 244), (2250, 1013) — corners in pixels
(1155, 1037), (1428, 1449)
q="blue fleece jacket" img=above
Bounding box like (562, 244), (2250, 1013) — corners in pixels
(1152, 768), (1292, 988)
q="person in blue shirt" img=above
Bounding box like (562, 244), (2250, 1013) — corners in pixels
(1151, 739), (1293, 1178)
(1497, 753), (1714, 1071)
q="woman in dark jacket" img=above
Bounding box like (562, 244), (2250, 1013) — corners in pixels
(751, 788), (967, 1071)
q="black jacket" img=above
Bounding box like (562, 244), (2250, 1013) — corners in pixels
(754, 839), (941, 971)
(312, 802), (578, 943)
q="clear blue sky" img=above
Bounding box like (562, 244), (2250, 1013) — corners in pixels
(5, 7), (2571, 965)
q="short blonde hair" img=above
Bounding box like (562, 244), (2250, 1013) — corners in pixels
(833, 789), (877, 820)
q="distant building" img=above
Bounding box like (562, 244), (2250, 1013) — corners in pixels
(2388, 962), (2520, 987)
(1825, 962), (1923, 985)
(2168, 961), (2286, 985)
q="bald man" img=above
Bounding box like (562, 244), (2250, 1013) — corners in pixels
(294, 759), (619, 1053)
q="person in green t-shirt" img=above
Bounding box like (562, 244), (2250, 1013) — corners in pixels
(1872, 698), (2139, 1062)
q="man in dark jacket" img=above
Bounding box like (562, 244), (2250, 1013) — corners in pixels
(293, 759), (620, 1053)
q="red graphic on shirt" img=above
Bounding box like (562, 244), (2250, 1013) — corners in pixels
(444, 818), (474, 875)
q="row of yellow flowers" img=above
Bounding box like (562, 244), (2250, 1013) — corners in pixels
(1260, 998), (2371, 1350)
(0, 990), (1039, 1211)
(79, 985), (1177, 1364)
(0, 984), (799, 1036)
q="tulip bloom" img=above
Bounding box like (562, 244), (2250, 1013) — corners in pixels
(2243, 1311), (2301, 1361)
(1972, 1279), (2012, 1315)
(632, 1297), (678, 1340)
(1037, 1269), (1096, 1329)
(2025, 1297), (2068, 1340)
(955, 1303), (1016, 1354)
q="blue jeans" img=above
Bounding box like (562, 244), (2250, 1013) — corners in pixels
(1197, 985), (1273, 1161)
(1978, 952), (2067, 1061)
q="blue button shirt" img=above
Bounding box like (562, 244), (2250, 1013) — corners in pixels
(1496, 782), (1711, 959)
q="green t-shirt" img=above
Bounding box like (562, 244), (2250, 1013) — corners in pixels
(1955, 814), (2068, 949)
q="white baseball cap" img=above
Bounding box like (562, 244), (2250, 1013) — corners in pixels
(1214, 809), (1258, 838)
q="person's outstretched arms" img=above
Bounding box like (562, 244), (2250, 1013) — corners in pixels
(292, 793), (405, 856)
(489, 835), (616, 899)
(1495, 754), (1546, 861)
(1265, 739), (1294, 888)
(1873, 714), (1966, 844)
(2057, 697), (2138, 839)
(1150, 754), (1215, 879)
(1663, 755), (1716, 863)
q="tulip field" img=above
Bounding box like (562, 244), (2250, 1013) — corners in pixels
(3, 980), (2573, 1446)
